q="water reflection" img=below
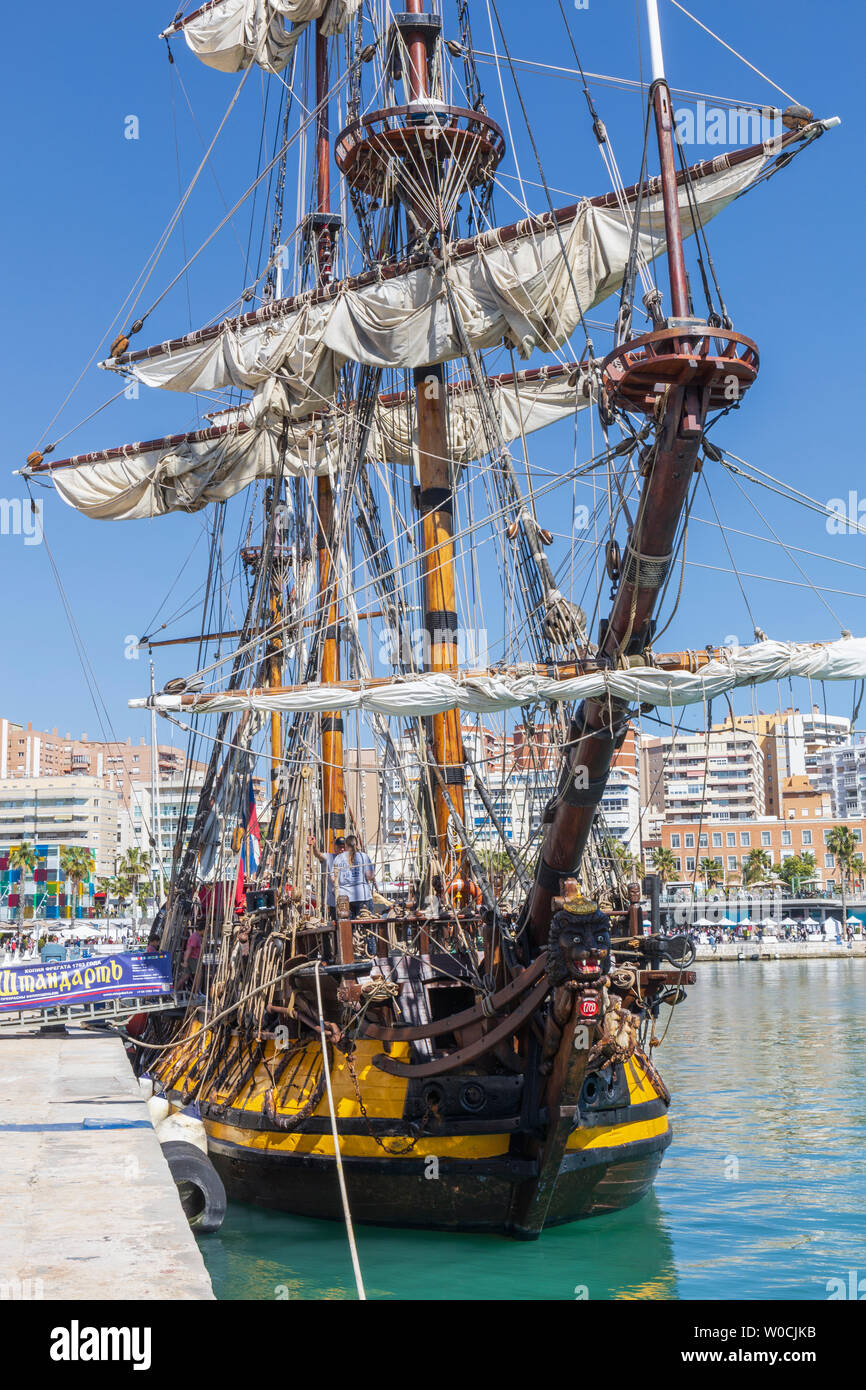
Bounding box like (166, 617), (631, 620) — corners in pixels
(655, 959), (866, 1299)
(203, 1191), (678, 1302)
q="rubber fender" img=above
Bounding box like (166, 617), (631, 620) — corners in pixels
(147, 1095), (170, 1126)
(155, 1109), (208, 1155)
(160, 1140), (226, 1234)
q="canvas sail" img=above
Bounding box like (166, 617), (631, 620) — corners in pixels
(130, 637), (866, 717)
(162, 0), (360, 75)
(101, 143), (794, 411)
(44, 365), (590, 520)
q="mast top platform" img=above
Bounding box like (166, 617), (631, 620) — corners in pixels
(600, 324), (759, 419)
(334, 102), (505, 205)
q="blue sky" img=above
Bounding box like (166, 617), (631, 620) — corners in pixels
(1, 0), (864, 747)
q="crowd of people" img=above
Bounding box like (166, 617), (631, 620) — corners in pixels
(0, 928), (147, 964)
(684, 921), (858, 947)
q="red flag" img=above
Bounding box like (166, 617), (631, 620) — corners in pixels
(234, 854), (245, 913)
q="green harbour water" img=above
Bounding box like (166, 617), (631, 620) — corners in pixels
(200, 959), (866, 1300)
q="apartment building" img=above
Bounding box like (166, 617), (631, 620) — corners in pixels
(377, 721), (642, 877)
(641, 729), (765, 824)
(0, 775), (124, 919)
(654, 811), (862, 889)
(811, 740), (866, 820)
(0, 717), (203, 796)
(119, 772), (207, 875)
(712, 706), (850, 815)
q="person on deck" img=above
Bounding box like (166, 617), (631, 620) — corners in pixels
(330, 835), (376, 919)
(181, 924), (202, 986)
(309, 833), (346, 922)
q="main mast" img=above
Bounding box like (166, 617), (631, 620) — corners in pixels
(527, 0), (759, 941)
(314, 20), (347, 876)
(403, 0), (465, 869)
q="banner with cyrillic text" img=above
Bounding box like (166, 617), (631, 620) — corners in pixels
(0, 952), (173, 1012)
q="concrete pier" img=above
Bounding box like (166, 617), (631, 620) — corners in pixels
(0, 1030), (214, 1300)
(694, 940), (866, 962)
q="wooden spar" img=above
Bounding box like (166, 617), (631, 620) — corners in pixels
(315, 23), (335, 283)
(142, 630), (244, 648)
(527, 4), (735, 944)
(159, 0), (226, 38)
(405, 0), (431, 96)
(140, 640), (801, 706)
(416, 363), (465, 860)
(316, 475), (346, 854)
(404, 0), (465, 865)
(105, 126), (817, 370)
(313, 20), (349, 966)
(25, 361), (587, 475)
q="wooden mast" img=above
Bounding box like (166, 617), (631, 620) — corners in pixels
(527, 0), (733, 942)
(267, 546), (283, 812)
(404, 0), (465, 868)
(314, 21), (347, 886)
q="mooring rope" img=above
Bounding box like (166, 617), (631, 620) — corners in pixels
(314, 961), (366, 1301)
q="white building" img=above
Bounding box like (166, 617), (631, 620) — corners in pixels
(376, 724), (641, 876)
(811, 740), (866, 821)
(119, 773), (207, 881)
(0, 776), (120, 876)
(642, 729), (766, 823)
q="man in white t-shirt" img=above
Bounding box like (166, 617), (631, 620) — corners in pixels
(330, 835), (376, 919)
(309, 833), (346, 922)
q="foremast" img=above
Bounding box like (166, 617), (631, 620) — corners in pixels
(527, 0), (760, 943)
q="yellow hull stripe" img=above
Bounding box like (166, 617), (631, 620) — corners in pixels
(204, 1118), (511, 1160)
(565, 1114), (669, 1151)
(162, 1025), (670, 1161)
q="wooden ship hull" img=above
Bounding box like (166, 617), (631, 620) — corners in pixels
(146, 904), (690, 1238)
(151, 1033), (671, 1235)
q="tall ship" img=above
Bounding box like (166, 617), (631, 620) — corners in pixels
(23, 0), (854, 1239)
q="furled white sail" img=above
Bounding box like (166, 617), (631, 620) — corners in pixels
(102, 146), (778, 412)
(164, 0), (360, 76)
(130, 638), (866, 716)
(47, 366), (590, 521)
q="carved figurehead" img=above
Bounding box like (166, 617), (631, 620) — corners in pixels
(547, 878), (612, 985)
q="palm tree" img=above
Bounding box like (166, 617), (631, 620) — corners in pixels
(699, 857), (724, 888)
(112, 875), (132, 917)
(826, 825), (861, 928)
(772, 857), (800, 892)
(8, 842), (36, 928)
(742, 847), (773, 888)
(604, 837), (642, 881)
(798, 850), (818, 883)
(119, 849), (150, 920)
(650, 847), (677, 885)
(60, 846), (94, 922)
(95, 876), (113, 915)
